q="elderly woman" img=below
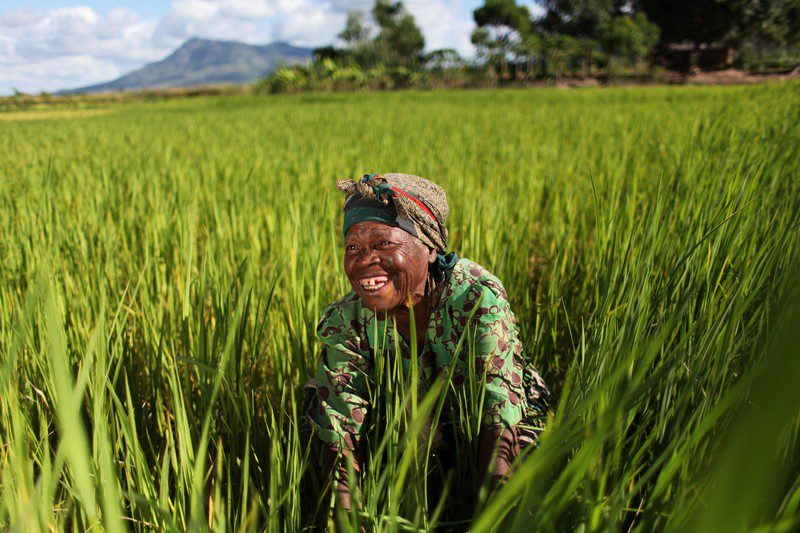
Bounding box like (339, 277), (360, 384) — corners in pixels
(307, 173), (550, 510)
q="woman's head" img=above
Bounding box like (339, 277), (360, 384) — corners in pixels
(344, 221), (435, 311)
(338, 173), (451, 312)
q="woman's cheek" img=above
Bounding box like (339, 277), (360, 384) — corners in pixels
(342, 257), (356, 284)
(396, 255), (423, 299)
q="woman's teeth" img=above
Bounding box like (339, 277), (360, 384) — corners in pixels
(360, 276), (388, 291)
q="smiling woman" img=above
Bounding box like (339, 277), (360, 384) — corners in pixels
(305, 173), (552, 514)
(344, 222), (435, 315)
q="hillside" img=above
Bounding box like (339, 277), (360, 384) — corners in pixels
(62, 38), (311, 94)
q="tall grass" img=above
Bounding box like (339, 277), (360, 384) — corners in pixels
(0, 83), (798, 530)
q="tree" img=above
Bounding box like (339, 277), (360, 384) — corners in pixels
(575, 37), (602, 79)
(635, 0), (738, 46)
(541, 34), (581, 82)
(538, 0), (629, 39)
(474, 0), (532, 33)
(372, 0), (425, 67)
(598, 13), (660, 72)
(514, 32), (543, 78)
(324, 2), (424, 70)
(471, 0), (533, 79)
(338, 11), (371, 48)
(313, 45), (345, 63)
(337, 9), (381, 68)
(423, 49), (465, 71)
(734, 0), (800, 55)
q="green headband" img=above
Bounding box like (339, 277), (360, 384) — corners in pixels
(343, 196), (399, 234)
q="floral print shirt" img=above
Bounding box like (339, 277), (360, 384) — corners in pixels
(311, 258), (540, 450)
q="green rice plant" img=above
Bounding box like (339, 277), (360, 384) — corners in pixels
(0, 82), (798, 530)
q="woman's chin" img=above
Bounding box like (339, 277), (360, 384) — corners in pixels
(359, 294), (396, 312)
(356, 288), (400, 312)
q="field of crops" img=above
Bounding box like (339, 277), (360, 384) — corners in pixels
(1, 83), (799, 531)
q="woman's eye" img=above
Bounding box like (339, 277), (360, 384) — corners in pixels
(377, 241), (392, 248)
(346, 244), (358, 251)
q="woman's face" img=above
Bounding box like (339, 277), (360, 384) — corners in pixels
(344, 221), (436, 312)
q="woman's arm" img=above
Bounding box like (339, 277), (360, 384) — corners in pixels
(323, 445), (363, 511)
(477, 425), (519, 489)
(465, 283), (529, 488)
(313, 301), (372, 512)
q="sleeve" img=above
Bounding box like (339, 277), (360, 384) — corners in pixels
(467, 284), (527, 429)
(310, 305), (372, 451)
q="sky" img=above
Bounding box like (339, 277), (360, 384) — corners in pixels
(0, 0), (544, 96)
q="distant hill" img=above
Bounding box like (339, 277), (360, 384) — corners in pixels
(62, 38), (312, 94)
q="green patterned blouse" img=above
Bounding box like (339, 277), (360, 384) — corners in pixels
(309, 258), (547, 450)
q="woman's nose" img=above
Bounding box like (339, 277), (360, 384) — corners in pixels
(356, 247), (379, 267)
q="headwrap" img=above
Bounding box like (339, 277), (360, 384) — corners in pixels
(338, 173), (459, 279)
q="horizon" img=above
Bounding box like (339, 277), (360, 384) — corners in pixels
(0, 0), (545, 96)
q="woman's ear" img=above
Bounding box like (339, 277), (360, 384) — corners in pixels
(427, 247), (437, 264)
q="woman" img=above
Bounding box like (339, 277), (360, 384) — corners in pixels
(307, 173), (550, 510)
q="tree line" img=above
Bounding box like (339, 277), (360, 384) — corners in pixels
(260, 0), (800, 93)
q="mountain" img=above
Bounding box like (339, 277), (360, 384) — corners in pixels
(62, 38), (312, 94)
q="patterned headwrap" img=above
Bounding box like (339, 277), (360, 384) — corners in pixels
(338, 173), (459, 277)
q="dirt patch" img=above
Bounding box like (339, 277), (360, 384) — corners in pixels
(557, 78), (603, 88)
(0, 108), (117, 122)
(685, 68), (799, 85)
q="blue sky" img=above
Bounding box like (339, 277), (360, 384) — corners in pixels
(1, 1), (167, 17)
(0, 0), (542, 95)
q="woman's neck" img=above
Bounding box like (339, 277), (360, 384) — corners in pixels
(388, 283), (445, 348)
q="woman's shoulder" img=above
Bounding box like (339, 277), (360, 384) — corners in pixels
(445, 258), (510, 306)
(315, 291), (362, 341)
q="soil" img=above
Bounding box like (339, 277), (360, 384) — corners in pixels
(680, 68), (800, 85)
(536, 68), (797, 89)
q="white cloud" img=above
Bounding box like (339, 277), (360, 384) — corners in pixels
(152, 0), (345, 49)
(268, 0), (347, 47)
(219, 0), (277, 19)
(406, 0), (476, 56)
(327, 0), (375, 14)
(0, 0), (485, 96)
(1, 54), (121, 95)
(0, 6), (165, 94)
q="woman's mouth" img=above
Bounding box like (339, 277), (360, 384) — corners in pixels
(359, 275), (389, 292)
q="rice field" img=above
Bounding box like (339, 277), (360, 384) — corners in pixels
(1, 82), (799, 531)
